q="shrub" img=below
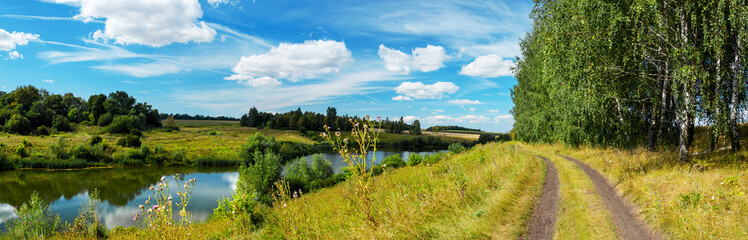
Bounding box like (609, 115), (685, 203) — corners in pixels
(52, 115), (73, 132)
(71, 143), (109, 163)
(213, 192), (263, 230)
(407, 153), (422, 166)
(372, 164), (385, 175)
(5, 114), (32, 135)
(381, 154), (405, 168)
(285, 158), (312, 192)
(103, 115), (143, 134)
(117, 135), (142, 148)
(4, 192), (62, 239)
(448, 142), (466, 154)
(49, 137), (69, 159)
(240, 133), (280, 164)
(477, 133), (496, 144)
(88, 136), (103, 145)
(36, 126), (51, 136)
(237, 151), (282, 198)
(0, 153), (15, 171)
(69, 189), (107, 239)
(422, 153), (444, 164)
(97, 113), (113, 127)
(16, 144), (29, 158)
(164, 125), (180, 132)
(310, 154), (334, 180)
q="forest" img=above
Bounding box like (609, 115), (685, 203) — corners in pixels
(240, 107), (423, 134)
(512, 0), (747, 161)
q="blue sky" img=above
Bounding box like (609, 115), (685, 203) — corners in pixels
(0, 0), (533, 132)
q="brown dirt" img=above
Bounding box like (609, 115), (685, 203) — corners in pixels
(524, 156), (560, 240)
(559, 155), (662, 240)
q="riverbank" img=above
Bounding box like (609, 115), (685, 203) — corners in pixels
(0, 124), (468, 171)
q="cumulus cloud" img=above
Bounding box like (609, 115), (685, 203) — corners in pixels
(42, 79), (54, 83)
(226, 40), (352, 86)
(393, 81), (458, 101)
(493, 114), (514, 123)
(378, 44), (448, 74)
(459, 54), (515, 78)
(448, 99), (481, 105)
(7, 51), (22, 59)
(51, 0), (216, 47)
(424, 115), (490, 124)
(0, 28), (39, 52)
(403, 115), (419, 123)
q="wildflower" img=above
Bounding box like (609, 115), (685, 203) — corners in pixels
(335, 131), (341, 136)
(168, 194), (173, 201)
(321, 132), (327, 137)
(160, 176), (166, 182)
(139, 205), (144, 209)
(153, 205), (159, 210)
(344, 137), (349, 143)
(133, 216), (137, 221)
(149, 186), (154, 190)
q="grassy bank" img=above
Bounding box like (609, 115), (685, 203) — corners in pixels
(75, 142), (545, 239)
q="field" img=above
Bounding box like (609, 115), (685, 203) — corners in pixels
(170, 119), (240, 126)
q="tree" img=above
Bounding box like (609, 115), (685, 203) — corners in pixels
(87, 94), (107, 121)
(326, 107), (337, 129)
(411, 120), (422, 135)
(5, 114), (32, 135)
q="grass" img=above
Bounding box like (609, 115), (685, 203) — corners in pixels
(523, 145), (619, 239)
(91, 142), (545, 239)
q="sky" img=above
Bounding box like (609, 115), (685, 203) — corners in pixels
(0, 0), (533, 132)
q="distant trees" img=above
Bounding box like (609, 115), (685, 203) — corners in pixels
(426, 125), (482, 132)
(162, 113), (239, 121)
(411, 120), (422, 135)
(0, 85), (161, 135)
(512, 0), (747, 161)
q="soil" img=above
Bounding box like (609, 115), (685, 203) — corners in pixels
(559, 155), (662, 240)
(524, 156), (560, 240)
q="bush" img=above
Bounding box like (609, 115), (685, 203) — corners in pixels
(477, 133), (496, 144)
(103, 115), (143, 134)
(0, 153), (15, 171)
(164, 125), (180, 132)
(213, 192), (263, 229)
(88, 136), (103, 145)
(16, 144), (29, 158)
(237, 151), (282, 198)
(71, 143), (109, 163)
(371, 164), (385, 175)
(116, 135), (141, 148)
(240, 133), (280, 164)
(5, 114), (32, 135)
(448, 142), (466, 154)
(310, 154), (334, 180)
(52, 115), (73, 132)
(381, 154), (406, 168)
(285, 158), (312, 192)
(4, 192), (62, 239)
(422, 153), (444, 164)
(97, 113), (113, 127)
(36, 126), (51, 136)
(49, 137), (69, 159)
(407, 153), (422, 166)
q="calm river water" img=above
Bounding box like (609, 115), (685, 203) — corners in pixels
(0, 150), (442, 229)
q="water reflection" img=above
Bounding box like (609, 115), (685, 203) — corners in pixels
(0, 150), (444, 230)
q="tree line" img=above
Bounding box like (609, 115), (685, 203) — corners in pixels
(159, 113), (239, 121)
(512, 0), (746, 161)
(0, 85), (161, 135)
(240, 107), (423, 135)
(425, 125), (482, 132)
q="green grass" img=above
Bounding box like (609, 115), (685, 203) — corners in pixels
(89, 142), (544, 239)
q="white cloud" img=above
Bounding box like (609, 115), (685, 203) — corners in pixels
(448, 99), (481, 105)
(52, 0), (216, 47)
(393, 81), (458, 100)
(39, 46), (142, 64)
(488, 109), (499, 113)
(207, 0), (236, 7)
(460, 54), (515, 78)
(424, 115), (490, 124)
(92, 61), (184, 78)
(434, 109), (444, 112)
(403, 115), (419, 123)
(378, 44), (448, 74)
(226, 40), (352, 85)
(42, 79), (54, 83)
(469, 107), (476, 112)
(224, 75), (282, 87)
(0, 28), (39, 52)
(7, 51), (22, 59)
(493, 114), (514, 123)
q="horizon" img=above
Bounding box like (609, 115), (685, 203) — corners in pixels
(0, 0), (532, 132)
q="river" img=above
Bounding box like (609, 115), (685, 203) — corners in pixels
(0, 150), (442, 229)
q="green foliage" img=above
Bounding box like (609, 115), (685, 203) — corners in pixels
(35, 126), (51, 136)
(477, 134), (496, 144)
(4, 192), (62, 239)
(237, 151), (282, 198)
(69, 189), (107, 239)
(116, 134), (142, 148)
(196, 158), (240, 167)
(88, 135), (103, 145)
(213, 192), (263, 229)
(285, 158), (312, 192)
(52, 115), (73, 132)
(679, 192), (703, 208)
(381, 154), (405, 168)
(5, 114), (32, 135)
(71, 142), (109, 163)
(97, 113), (113, 127)
(410, 120), (422, 135)
(407, 153), (422, 166)
(448, 142), (466, 154)
(18, 159), (88, 169)
(104, 115), (144, 134)
(310, 154), (334, 180)
(49, 137), (69, 159)
(240, 133), (280, 164)
(0, 152), (15, 171)
(422, 153), (444, 165)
